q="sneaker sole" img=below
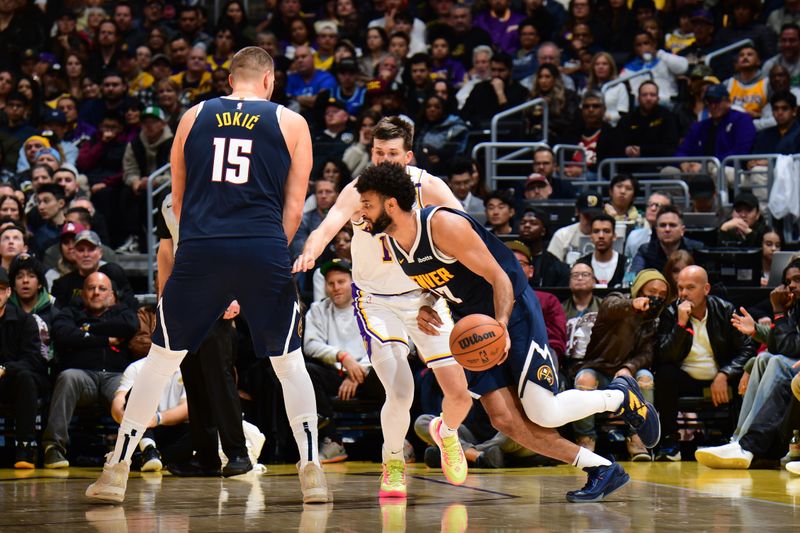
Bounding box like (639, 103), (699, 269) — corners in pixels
(320, 454), (348, 464)
(303, 489), (330, 504)
(630, 453), (652, 462)
(14, 461), (35, 469)
(565, 471), (631, 503)
(428, 417), (468, 485)
(86, 487), (126, 503)
(44, 462), (69, 469)
(141, 459), (163, 472)
(786, 463), (800, 475)
(379, 488), (407, 498)
(695, 450), (750, 469)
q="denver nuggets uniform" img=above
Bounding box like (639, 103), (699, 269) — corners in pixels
(152, 96), (302, 358)
(350, 166), (456, 368)
(388, 206), (559, 396)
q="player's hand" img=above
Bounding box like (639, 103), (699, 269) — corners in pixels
(338, 376), (359, 400)
(223, 300), (240, 320)
(496, 322), (510, 366)
(292, 251), (318, 273)
(417, 306), (442, 336)
(632, 297), (650, 312)
(710, 372), (730, 406)
(677, 299), (693, 326)
(731, 307), (756, 336)
(738, 371), (750, 396)
(341, 354), (366, 384)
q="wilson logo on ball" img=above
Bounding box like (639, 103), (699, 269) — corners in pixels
(458, 331), (496, 350)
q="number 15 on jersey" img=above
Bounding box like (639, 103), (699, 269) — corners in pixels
(212, 137), (252, 184)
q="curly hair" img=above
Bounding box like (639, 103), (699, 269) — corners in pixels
(354, 162), (415, 211)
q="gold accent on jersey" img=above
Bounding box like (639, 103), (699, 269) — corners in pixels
(410, 268), (455, 290)
(214, 111), (261, 130)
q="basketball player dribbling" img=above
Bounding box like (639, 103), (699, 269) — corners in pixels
(355, 162), (662, 502)
(86, 47), (329, 504)
(293, 117), (472, 498)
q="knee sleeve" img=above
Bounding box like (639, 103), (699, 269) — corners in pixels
(270, 348), (305, 381)
(147, 344), (187, 377)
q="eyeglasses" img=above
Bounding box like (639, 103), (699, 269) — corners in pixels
(582, 103), (603, 109)
(570, 272), (593, 279)
(518, 260), (532, 267)
(647, 202), (664, 209)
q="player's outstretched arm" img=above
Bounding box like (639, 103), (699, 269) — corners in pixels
(420, 173), (465, 211)
(169, 103), (202, 223)
(292, 179), (361, 273)
(431, 210), (514, 326)
(279, 109), (313, 244)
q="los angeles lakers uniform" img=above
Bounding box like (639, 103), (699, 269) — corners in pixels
(350, 166), (456, 368)
(388, 206), (559, 396)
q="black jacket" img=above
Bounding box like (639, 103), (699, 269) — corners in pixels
(611, 105), (679, 162)
(52, 302), (138, 373)
(51, 263), (138, 311)
(461, 78), (529, 129)
(0, 304), (46, 382)
(768, 304), (800, 358)
(656, 295), (755, 378)
(531, 250), (570, 288)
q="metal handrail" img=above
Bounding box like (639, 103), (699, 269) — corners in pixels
(721, 154), (778, 201)
(703, 39), (754, 66)
(553, 144), (588, 179)
(471, 141), (549, 190)
(145, 163), (172, 296)
(569, 179), (692, 209)
(491, 97), (548, 144)
(601, 68), (654, 94)
(597, 156), (723, 196)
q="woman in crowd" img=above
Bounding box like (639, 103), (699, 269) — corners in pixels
(585, 52), (629, 125)
(662, 249), (695, 301)
(343, 109), (380, 177)
(413, 95), (468, 176)
(528, 63), (580, 143)
(760, 227), (782, 287)
(359, 27), (389, 79)
(604, 174), (643, 226)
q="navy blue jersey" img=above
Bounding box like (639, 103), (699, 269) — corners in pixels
(180, 97), (291, 243)
(389, 206), (529, 319)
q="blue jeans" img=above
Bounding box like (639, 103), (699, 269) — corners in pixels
(572, 368), (654, 439)
(735, 352), (800, 440)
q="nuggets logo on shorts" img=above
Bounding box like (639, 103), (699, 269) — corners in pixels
(536, 365), (555, 387)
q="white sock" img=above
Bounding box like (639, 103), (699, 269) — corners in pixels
(572, 447), (612, 469)
(270, 349), (320, 467)
(371, 345), (414, 463)
(438, 418), (457, 440)
(110, 344), (186, 464)
(139, 438), (156, 452)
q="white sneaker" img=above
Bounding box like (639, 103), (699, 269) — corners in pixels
(787, 461), (800, 475)
(695, 442), (753, 469)
(86, 455), (131, 503)
(319, 437), (348, 464)
(298, 462), (330, 504)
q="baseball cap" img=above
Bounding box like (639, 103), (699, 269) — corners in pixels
(24, 135), (51, 149)
(334, 58), (359, 74)
(320, 259), (351, 277)
(61, 221), (86, 238)
(35, 147), (61, 163)
(151, 53), (171, 66)
(505, 240), (532, 263)
(686, 174), (716, 198)
(74, 230), (101, 247)
(733, 191), (759, 210)
(142, 106), (167, 121)
(43, 108), (67, 125)
(0, 268), (8, 288)
(57, 163), (79, 178)
(314, 20), (338, 35)
(325, 97), (347, 111)
(704, 84), (730, 101)
(576, 192), (603, 213)
(525, 173), (549, 189)
(691, 8), (714, 24)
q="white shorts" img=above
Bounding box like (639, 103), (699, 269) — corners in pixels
(352, 286), (456, 369)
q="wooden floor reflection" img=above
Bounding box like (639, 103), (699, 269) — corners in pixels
(1, 462), (799, 531)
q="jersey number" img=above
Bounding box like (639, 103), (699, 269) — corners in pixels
(212, 137), (252, 184)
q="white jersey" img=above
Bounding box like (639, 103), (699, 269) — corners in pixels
(351, 165), (428, 295)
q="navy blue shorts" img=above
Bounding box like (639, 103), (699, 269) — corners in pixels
(152, 237), (301, 357)
(467, 287), (559, 397)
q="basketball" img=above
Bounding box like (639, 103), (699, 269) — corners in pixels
(449, 314), (508, 371)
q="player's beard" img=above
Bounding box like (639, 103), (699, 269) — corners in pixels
(367, 208), (393, 235)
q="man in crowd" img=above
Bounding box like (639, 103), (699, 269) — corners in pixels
(577, 213), (625, 289)
(631, 206), (702, 274)
(43, 272), (138, 468)
(725, 45), (769, 119)
(518, 208), (570, 288)
(762, 23), (800, 86)
(717, 192), (768, 247)
(531, 147), (577, 199)
(573, 269), (668, 460)
(548, 192), (603, 264)
(461, 52), (528, 129)
(484, 190), (516, 236)
(292, 178), (340, 258)
(562, 263), (603, 377)
(625, 192), (673, 259)
(286, 45), (337, 115)
(0, 267), (47, 468)
(446, 158), (485, 218)
(655, 265), (755, 461)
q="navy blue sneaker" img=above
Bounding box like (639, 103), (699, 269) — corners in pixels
(566, 463), (630, 503)
(607, 375), (661, 449)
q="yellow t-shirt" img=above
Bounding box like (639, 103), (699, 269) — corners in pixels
(729, 77), (768, 116)
(128, 71), (155, 95)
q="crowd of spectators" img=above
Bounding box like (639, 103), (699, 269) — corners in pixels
(0, 0), (799, 472)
